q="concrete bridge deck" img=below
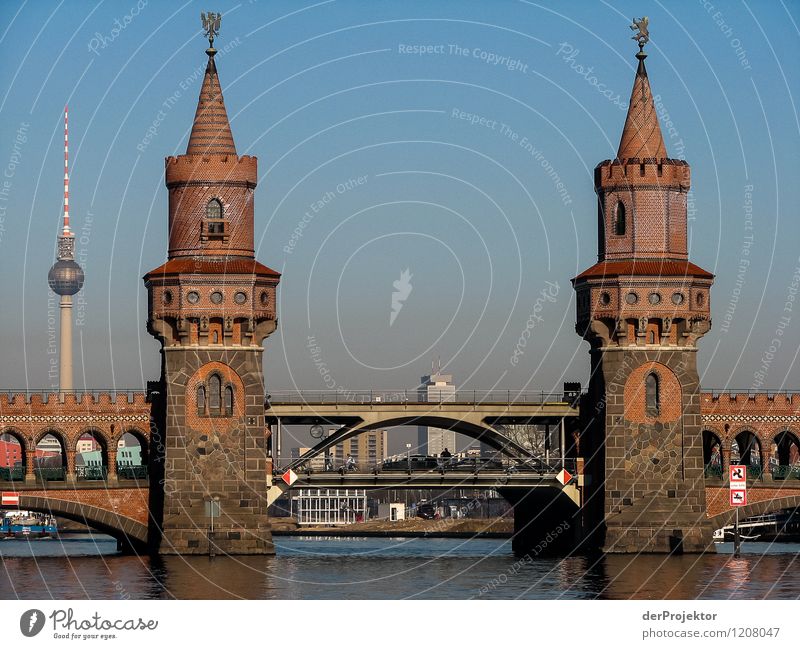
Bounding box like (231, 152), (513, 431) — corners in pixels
(264, 390), (579, 426)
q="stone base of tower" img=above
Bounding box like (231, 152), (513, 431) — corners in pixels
(158, 522), (275, 555)
(601, 498), (714, 553)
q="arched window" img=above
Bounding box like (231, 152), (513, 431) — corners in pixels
(209, 374), (221, 413)
(206, 198), (223, 219)
(212, 331), (219, 344)
(648, 331), (655, 344)
(204, 199), (226, 240)
(645, 373), (660, 416)
(615, 201), (626, 235)
(224, 386), (234, 416)
(196, 385), (206, 416)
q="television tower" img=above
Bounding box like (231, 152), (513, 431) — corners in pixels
(47, 106), (84, 392)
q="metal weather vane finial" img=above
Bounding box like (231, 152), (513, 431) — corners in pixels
(630, 16), (649, 52)
(201, 11), (222, 48)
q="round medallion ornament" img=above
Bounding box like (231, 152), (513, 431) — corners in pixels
(260, 291), (269, 306)
(671, 292), (684, 305)
(162, 290), (173, 305)
(187, 291), (200, 304)
(234, 291), (247, 304)
(648, 292), (661, 305)
(210, 291), (223, 304)
(599, 292), (611, 306)
(625, 292), (638, 305)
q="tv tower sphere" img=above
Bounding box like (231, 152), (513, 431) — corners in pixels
(48, 259), (84, 295)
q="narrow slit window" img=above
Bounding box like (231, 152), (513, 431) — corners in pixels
(196, 385), (206, 416)
(209, 374), (221, 413)
(645, 373), (660, 416)
(224, 386), (234, 416)
(615, 201), (626, 235)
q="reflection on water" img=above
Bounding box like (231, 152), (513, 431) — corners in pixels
(1, 535), (799, 599)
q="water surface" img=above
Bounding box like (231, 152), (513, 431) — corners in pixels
(1, 534), (798, 599)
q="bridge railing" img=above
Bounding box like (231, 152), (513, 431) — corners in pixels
(276, 455), (575, 477)
(266, 389), (575, 406)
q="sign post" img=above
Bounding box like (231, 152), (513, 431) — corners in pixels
(729, 465), (747, 557)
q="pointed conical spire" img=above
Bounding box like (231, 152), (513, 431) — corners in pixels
(617, 51), (667, 161)
(186, 50), (237, 155)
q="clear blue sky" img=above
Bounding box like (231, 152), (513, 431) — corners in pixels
(0, 0), (798, 398)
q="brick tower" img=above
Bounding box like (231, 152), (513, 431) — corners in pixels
(144, 15), (280, 554)
(573, 25), (714, 553)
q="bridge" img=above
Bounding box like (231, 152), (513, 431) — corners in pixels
(2, 387), (800, 554)
(265, 389), (580, 470)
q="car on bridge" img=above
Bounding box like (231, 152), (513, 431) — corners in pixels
(447, 457), (505, 472)
(381, 455), (439, 471)
(509, 458), (560, 475)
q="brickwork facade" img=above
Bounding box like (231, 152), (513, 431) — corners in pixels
(573, 47), (715, 553)
(700, 393), (800, 471)
(143, 42), (280, 555)
(0, 392), (150, 483)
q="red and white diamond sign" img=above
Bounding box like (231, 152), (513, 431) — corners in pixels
(1, 492), (20, 506)
(556, 468), (572, 485)
(281, 469), (298, 486)
(730, 488), (747, 507)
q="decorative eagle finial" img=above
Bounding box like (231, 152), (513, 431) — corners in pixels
(201, 11), (222, 48)
(630, 16), (649, 51)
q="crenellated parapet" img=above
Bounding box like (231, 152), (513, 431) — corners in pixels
(0, 391), (152, 471)
(701, 391), (800, 412)
(595, 158), (690, 191)
(0, 390), (147, 409)
(165, 154), (257, 188)
(700, 391), (800, 455)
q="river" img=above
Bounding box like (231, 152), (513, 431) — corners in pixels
(1, 535), (798, 599)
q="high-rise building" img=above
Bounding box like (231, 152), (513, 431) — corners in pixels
(47, 106), (84, 393)
(417, 367), (456, 456)
(330, 430), (387, 467)
(290, 447), (326, 472)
